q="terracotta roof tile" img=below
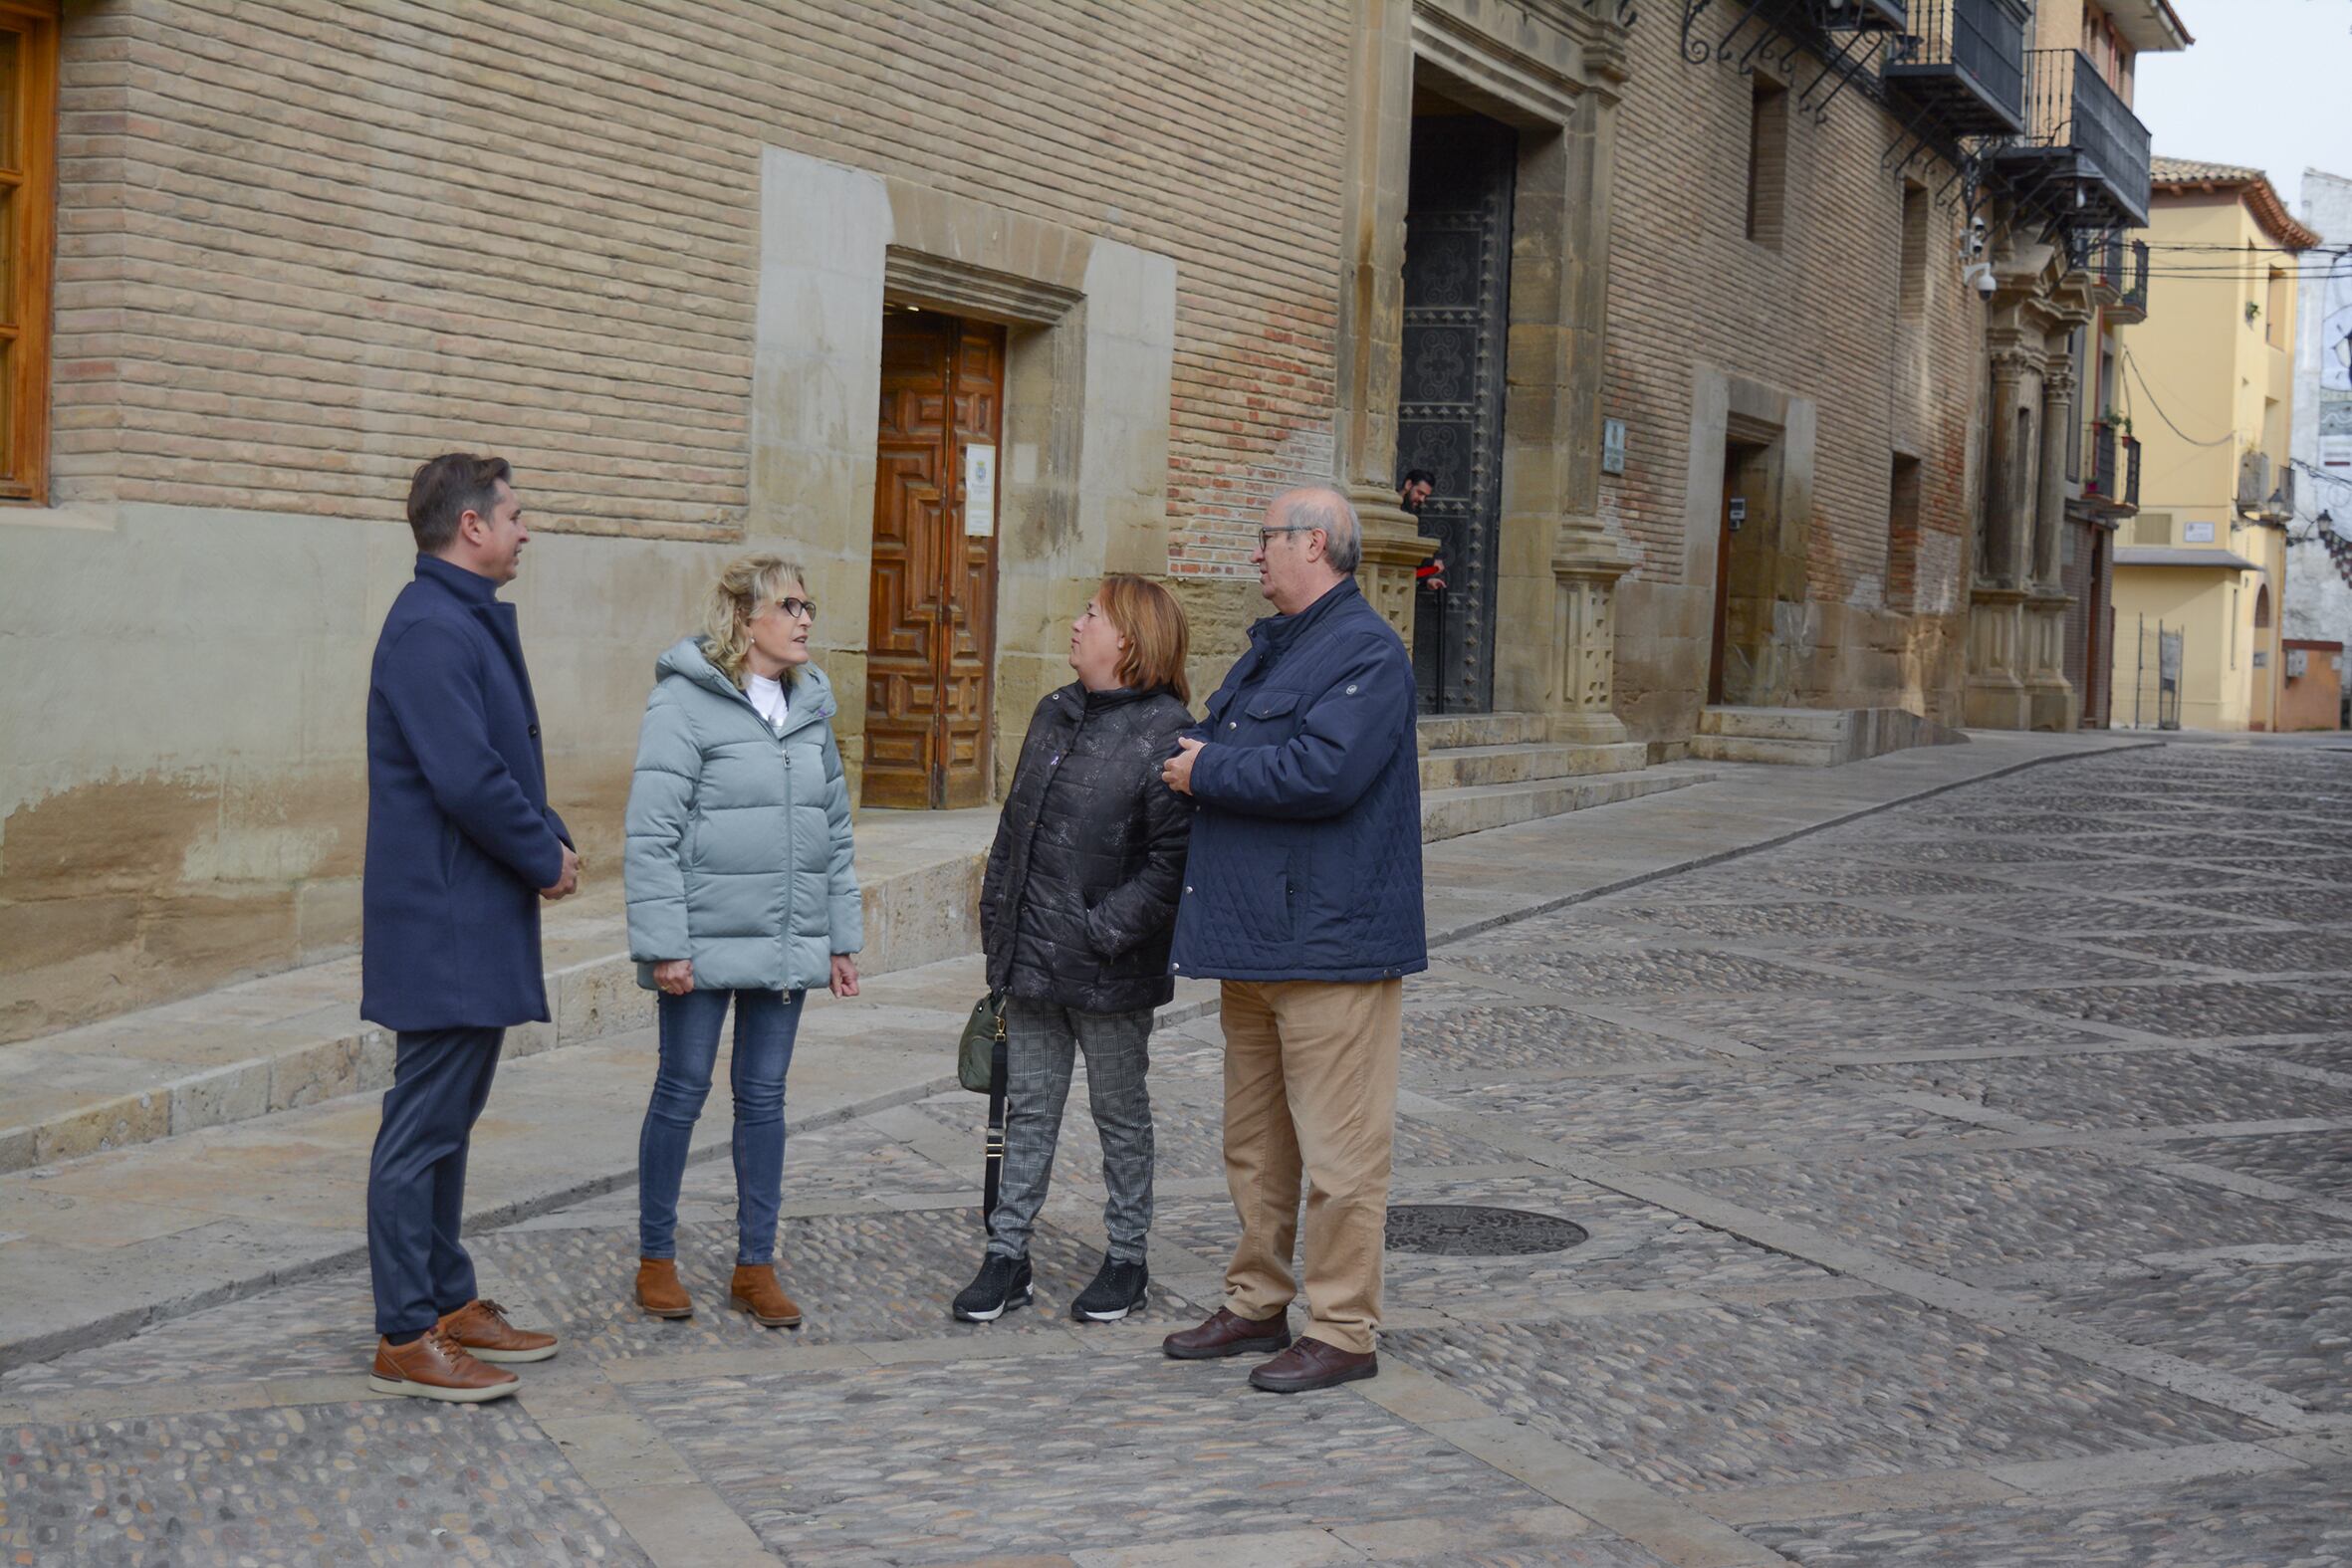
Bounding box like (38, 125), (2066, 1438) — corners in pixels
(2151, 158), (2322, 250)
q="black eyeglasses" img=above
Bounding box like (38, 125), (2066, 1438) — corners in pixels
(777, 596), (818, 622)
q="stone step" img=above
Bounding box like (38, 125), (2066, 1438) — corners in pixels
(1688, 733), (1842, 767)
(1419, 768), (1711, 843)
(1692, 706), (1968, 767)
(1417, 740), (1649, 791)
(1415, 711), (1551, 751)
(1697, 705), (1853, 742)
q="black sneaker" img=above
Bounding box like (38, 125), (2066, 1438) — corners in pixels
(1069, 1256), (1149, 1322)
(951, 1254), (1033, 1322)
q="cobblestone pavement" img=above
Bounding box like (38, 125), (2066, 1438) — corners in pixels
(7, 744), (2352, 1566)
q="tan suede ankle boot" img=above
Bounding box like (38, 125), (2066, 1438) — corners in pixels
(729, 1263), (803, 1329)
(635, 1257), (693, 1320)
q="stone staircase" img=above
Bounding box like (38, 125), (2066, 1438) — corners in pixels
(1416, 713), (1704, 842)
(1689, 705), (1967, 767)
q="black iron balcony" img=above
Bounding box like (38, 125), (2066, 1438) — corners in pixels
(2087, 419), (2119, 506)
(1882, 0), (2029, 135)
(2123, 435), (2142, 510)
(2115, 240), (2150, 321)
(1999, 49), (2154, 228)
(2071, 230), (2123, 296)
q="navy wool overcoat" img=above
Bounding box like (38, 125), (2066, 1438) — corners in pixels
(361, 555), (572, 1031)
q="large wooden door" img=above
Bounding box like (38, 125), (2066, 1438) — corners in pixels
(863, 310), (1003, 808)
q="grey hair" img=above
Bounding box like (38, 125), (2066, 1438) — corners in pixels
(1276, 486), (1362, 573)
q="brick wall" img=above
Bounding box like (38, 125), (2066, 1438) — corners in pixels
(1598, 15), (1984, 721)
(54, 0), (1347, 571)
(5, 0), (1358, 1042)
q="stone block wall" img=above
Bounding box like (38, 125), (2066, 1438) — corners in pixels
(1599, 17), (1984, 740)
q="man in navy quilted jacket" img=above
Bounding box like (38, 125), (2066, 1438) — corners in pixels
(1157, 485), (1426, 1393)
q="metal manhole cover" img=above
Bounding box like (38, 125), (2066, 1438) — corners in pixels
(1385, 1205), (1588, 1256)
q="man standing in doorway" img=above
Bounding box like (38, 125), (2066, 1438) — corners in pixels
(1400, 467), (1444, 593)
(361, 453), (574, 1403)
(1158, 485), (1426, 1393)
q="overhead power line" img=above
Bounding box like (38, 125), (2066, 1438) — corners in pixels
(2120, 350), (2238, 450)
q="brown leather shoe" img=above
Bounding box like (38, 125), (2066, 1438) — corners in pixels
(636, 1257), (693, 1320)
(729, 1263), (803, 1329)
(1161, 1306), (1293, 1361)
(1249, 1336), (1377, 1394)
(367, 1328), (519, 1404)
(437, 1297), (559, 1364)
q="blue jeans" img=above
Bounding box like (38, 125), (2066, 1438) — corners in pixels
(637, 988), (804, 1265)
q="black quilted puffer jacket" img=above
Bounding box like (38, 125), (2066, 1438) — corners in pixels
(981, 682), (1195, 1013)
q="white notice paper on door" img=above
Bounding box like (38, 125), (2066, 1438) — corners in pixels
(964, 445), (997, 537)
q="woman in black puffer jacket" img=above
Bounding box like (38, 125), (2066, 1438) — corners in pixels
(952, 574), (1194, 1325)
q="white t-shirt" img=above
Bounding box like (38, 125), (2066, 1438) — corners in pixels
(747, 672), (788, 733)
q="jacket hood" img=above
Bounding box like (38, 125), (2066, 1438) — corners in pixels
(653, 637), (831, 709)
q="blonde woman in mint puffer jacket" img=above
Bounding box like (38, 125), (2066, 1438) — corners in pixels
(622, 554), (860, 1331)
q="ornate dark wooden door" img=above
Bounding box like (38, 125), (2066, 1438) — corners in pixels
(1398, 116), (1517, 714)
(863, 310), (1002, 808)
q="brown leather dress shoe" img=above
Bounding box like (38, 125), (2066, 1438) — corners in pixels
(729, 1263), (804, 1328)
(1249, 1336), (1377, 1394)
(437, 1297), (559, 1363)
(1161, 1306), (1293, 1361)
(636, 1257), (693, 1320)
(367, 1328), (519, 1404)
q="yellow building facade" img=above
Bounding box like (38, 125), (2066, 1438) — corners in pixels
(2109, 161), (2316, 730)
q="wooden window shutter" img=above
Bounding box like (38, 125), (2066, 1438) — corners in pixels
(0, 1), (56, 504)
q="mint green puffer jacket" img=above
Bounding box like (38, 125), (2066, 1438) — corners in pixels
(623, 637), (861, 992)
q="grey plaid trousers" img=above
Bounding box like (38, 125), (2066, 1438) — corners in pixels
(986, 997), (1155, 1264)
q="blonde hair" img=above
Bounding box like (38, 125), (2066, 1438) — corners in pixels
(1097, 574), (1191, 705)
(702, 553), (809, 688)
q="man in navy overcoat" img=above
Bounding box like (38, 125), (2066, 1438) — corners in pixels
(359, 453), (576, 1403)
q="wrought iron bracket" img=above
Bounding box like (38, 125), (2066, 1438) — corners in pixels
(1679, 0), (1894, 126)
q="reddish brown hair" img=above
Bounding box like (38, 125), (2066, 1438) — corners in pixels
(1098, 574), (1190, 705)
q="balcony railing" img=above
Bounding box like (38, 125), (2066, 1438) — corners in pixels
(1882, 0), (2030, 136)
(2122, 240), (2150, 315)
(2123, 435), (2142, 509)
(2088, 419), (2119, 504)
(2010, 49), (2154, 227)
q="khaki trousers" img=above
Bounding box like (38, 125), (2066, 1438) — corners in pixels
(1218, 977), (1403, 1355)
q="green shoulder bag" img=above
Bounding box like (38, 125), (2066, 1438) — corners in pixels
(958, 992), (1007, 1093)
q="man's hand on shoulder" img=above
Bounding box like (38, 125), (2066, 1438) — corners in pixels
(541, 842), (581, 901)
(1160, 736), (1204, 796)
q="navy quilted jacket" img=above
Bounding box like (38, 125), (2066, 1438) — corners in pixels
(1169, 577), (1427, 983)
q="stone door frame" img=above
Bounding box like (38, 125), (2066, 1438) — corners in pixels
(749, 148), (1177, 802)
(1331, 0), (1634, 740)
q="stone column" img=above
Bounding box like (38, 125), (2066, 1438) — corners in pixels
(2023, 352), (2078, 731)
(1330, 0), (1423, 638)
(1544, 72), (1632, 745)
(1964, 341), (2037, 728)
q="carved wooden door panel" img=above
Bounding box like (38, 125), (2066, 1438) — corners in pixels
(1398, 114), (1517, 715)
(863, 310), (1002, 808)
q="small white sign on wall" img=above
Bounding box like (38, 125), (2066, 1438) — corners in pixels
(2183, 521), (2217, 544)
(964, 444), (997, 538)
